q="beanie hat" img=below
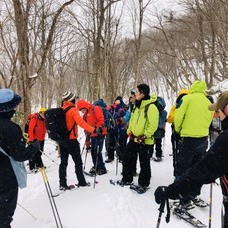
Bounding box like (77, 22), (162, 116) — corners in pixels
(208, 91), (228, 111)
(115, 96), (122, 102)
(131, 89), (136, 95)
(39, 107), (47, 113)
(178, 89), (190, 96)
(137, 84), (150, 95)
(62, 91), (76, 102)
(0, 89), (21, 112)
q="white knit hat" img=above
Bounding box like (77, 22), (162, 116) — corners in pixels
(62, 91), (76, 102)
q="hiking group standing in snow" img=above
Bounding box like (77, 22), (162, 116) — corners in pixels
(1, 80), (228, 227)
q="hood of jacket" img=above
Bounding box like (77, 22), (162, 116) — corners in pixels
(77, 100), (92, 110)
(190, 80), (207, 95)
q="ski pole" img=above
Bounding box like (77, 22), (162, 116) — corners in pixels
(156, 200), (165, 228)
(208, 183), (213, 228)
(83, 149), (89, 170)
(39, 167), (63, 228)
(41, 150), (59, 165)
(93, 139), (100, 189)
(17, 203), (37, 220)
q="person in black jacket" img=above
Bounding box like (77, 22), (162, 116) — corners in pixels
(0, 89), (40, 228)
(154, 90), (228, 227)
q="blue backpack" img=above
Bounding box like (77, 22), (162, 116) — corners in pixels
(93, 99), (113, 128)
(144, 96), (167, 139)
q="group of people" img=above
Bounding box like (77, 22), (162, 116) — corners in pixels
(155, 81), (228, 227)
(2, 79), (228, 227)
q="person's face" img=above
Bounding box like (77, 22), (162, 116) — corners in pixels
(39, 112), (45, 118)
(80, 108), (87, 114)
(115, 99), (121, 105)
(217, 109), (226, 121)
(135, 89), (144, 100)
(131, 93), (136, 101)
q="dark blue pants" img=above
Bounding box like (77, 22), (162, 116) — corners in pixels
(29, 140), (44, 169)
(59, 139), (86, 186)
(175, 137), (208, 203)
(0, 187), (18, 228)
(91, 136), (106, 170)
(122, 140), (152, 187)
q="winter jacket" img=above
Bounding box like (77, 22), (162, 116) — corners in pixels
(167, 105), (175, 124)
(174, 81), (214, 137)
(107, 98), (126, 133)
(28, 113), (46, 142)
(167, 89), (190, 124)
(62, 101), (94, 139)
(76, 100), (107, 136)
(127, 95), (159, 145)
(0, 117), (39, 191)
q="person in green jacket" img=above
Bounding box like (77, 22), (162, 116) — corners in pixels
(173, 80), (214, 209)
(117, 84), (159, 193)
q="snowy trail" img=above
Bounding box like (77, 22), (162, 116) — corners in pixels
(12, 127), (222, 228)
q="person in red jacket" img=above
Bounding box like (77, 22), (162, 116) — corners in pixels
(77, 99), (107, 175)
(28, 107), (47, 172)
(59, 92), (98, 190)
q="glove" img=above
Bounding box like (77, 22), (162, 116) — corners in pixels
(93, 127), (102, 136)
(30, 140), (40, 152)
(137, 135), (147, 144)
(154, 186), (171, 204)
(85, 140), (91, 150)
(128, 131), (134, 140)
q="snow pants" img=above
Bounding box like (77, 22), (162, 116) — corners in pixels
(122, 140), (152, 187)
(0, 187), (18, 228)
(59, 139), (86, 187)
(91, 136), (106, 170)
(175, 136), (208, 203)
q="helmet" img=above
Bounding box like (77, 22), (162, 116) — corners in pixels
(0, 89), (21, 113)
(39, 107), (47, 113)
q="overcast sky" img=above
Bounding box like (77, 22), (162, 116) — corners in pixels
(114, 0), (182, 37)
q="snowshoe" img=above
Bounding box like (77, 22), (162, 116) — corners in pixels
(130, 184), (149, 194)
(97, 169), (107, 175)
(192, 197), (209, 207)
(59, 184), (75, 191)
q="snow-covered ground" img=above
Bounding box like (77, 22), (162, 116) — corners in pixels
(12, 126), (223, 228)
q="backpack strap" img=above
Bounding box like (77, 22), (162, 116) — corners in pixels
(63, 106), (76, 135)
(144, 102), (156, 120)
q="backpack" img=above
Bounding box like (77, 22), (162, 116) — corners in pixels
(93, 99), (113, 128)
(144, 96), (167, 139)
(24, 113), (38, 134)
(44, 106), (75, 143)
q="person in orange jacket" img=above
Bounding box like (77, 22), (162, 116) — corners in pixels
(77, 99), (107, 175)
(28, 107), (47, 172)
(59, 92), (98, 190)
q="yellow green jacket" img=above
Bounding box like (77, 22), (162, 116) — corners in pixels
(174, 81), (214, 137)
(127, 95), (159, 145)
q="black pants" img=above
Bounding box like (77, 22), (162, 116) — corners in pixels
(151, 137), (162, 158)
(175, 137), (208, 203)
(59, 139), (86, 187)
(122, 140), (152, 187)
(106, 128), (116, 160)
(0, 187), (18, 228)
(29, 140), (44, 170)
(220, 175), (228, 228)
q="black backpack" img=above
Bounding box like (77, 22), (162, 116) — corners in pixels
(44, 106), (75, 143)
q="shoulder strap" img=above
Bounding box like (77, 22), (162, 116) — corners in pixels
(144, 102), (155, 120)
(63, 106), (76, 134)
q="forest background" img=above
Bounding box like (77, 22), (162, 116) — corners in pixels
(0, 0), (228, 127)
